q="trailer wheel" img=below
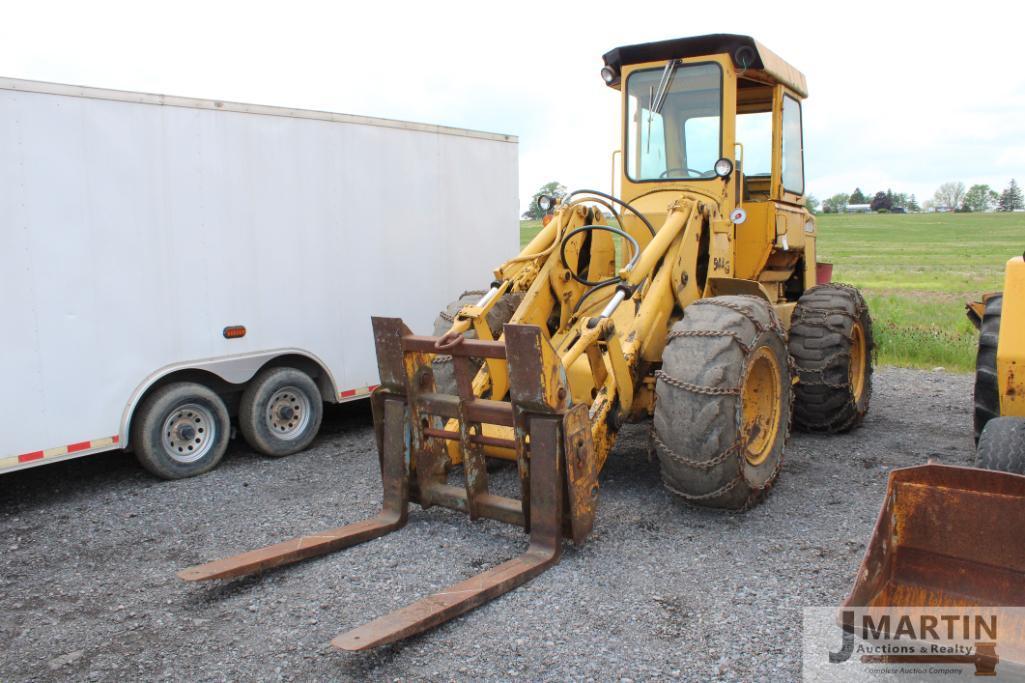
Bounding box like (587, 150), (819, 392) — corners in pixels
(788, 283), (874, 433)
(431, 291), (522, 395)
(973, 294), (1002, 443)
(131, 382), (231, 480)
(654, 295), (793, 510)
(238, 367), (324, 457)
(976, 416), (1025, 474)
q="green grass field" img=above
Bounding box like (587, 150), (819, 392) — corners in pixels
(520, 212), (1024, 371)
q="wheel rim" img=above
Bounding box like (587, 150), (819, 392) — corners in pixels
(162, 403), (217, 463)
(265, 386), (312, 440)
(849, 321), (867, 403)
(741, 346), (782, 466)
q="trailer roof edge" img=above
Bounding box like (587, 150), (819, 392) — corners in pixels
(0, 76), (519, 144)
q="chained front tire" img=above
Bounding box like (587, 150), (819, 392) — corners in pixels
(654, 295), (793, 510)
(789, 283), (873, 433)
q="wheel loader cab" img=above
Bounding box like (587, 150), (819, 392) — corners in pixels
(603, 34), (817, 298)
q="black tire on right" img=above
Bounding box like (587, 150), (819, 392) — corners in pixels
(973, 294), (1002, 443)
(976, 416), (1025, 474)
(431, 290), (523, 395)
(789, 283), (874, 433)
(238, 367), (324, 457)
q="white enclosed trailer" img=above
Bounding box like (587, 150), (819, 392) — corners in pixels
(0, 77), (518, 478)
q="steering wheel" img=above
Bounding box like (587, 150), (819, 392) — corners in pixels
(659, 167), (715, 179)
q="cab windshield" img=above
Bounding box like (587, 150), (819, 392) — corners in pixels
(625, 62), (722, 182)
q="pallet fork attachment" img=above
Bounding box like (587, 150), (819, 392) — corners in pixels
(179, 317), (598, 651)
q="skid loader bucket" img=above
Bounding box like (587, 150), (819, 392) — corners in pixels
(843, 464), (1025, 668)
(845, 464), (1025, 609)
(178, 317), (599, 651)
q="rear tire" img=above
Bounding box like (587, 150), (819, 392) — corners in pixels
(976, 416), (1025, 474)
(973, 294), (1002, 443)
(431, 290), (523, 395)
(131, 382), (230, 480)
(654, 295), (793, 510)
(239, 367), (324, 457)
(789, 283), (873, 433)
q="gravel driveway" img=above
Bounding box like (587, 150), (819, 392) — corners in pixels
(1, 368), (974, 682)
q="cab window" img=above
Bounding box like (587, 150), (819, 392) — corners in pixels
(782, 95), (804, 195)
(735, 111), (772, 177)
(626, 63), (722, 181)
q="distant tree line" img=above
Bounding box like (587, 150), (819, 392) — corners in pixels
(819, 180), (1023, 214)
(820, 188), (919, 214)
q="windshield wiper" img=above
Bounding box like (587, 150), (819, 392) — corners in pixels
(652, 59), (678, 115)
(646, 59), (678, 153)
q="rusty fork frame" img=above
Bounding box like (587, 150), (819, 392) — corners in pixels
(178, 317), (598, 651)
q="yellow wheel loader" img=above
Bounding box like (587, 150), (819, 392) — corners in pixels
(970, 254), (1025, 473)
(179, 34), (874, 650)
(839, 257), (1025, 668)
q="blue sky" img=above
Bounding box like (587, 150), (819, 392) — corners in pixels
(5, 0), (1023, 211)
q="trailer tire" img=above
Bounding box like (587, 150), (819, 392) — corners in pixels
(789, 283), (873, 433)
(432, 291), (523, 395)
(654, 295), (793, 510)
(976, 416), (1025, 474)
(238, 367), (323, 457)
(973, 294), (1002, 443)
(131, 382), (231, 480)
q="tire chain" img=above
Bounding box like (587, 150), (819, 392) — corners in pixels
(791, 283), (869, 432)
(654, 296), (793, 511)
(666, 329), (750, 355)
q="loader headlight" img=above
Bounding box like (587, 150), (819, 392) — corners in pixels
(600, 66), (618, 85)
(537, 194), (554, 213)
(714, 157), (734, 178)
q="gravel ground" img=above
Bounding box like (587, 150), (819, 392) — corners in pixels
(1, 367), (974, 682)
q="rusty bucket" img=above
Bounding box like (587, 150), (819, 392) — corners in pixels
(846, 464), (1025, 609)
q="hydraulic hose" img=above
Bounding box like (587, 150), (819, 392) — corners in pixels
(564, 189), (657, 237)
(559, 224), (639, 287)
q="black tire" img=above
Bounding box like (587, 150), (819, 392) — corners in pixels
(431, 290), (523, 395)
(238, 367), (324, 457)
(131, 382), (231, 480)
(976, 416), (1025, 474)
(654, 295), (793, 510)
(789, 283), (874, 433)
(974, 294), (1002, 443)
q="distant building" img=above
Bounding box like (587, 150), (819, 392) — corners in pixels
(845, 204), (872, 213)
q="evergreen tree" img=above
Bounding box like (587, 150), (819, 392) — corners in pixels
(999, 179), (1024, 212)
(908, 194), (920, 212)
(850, 187), (868, 204)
